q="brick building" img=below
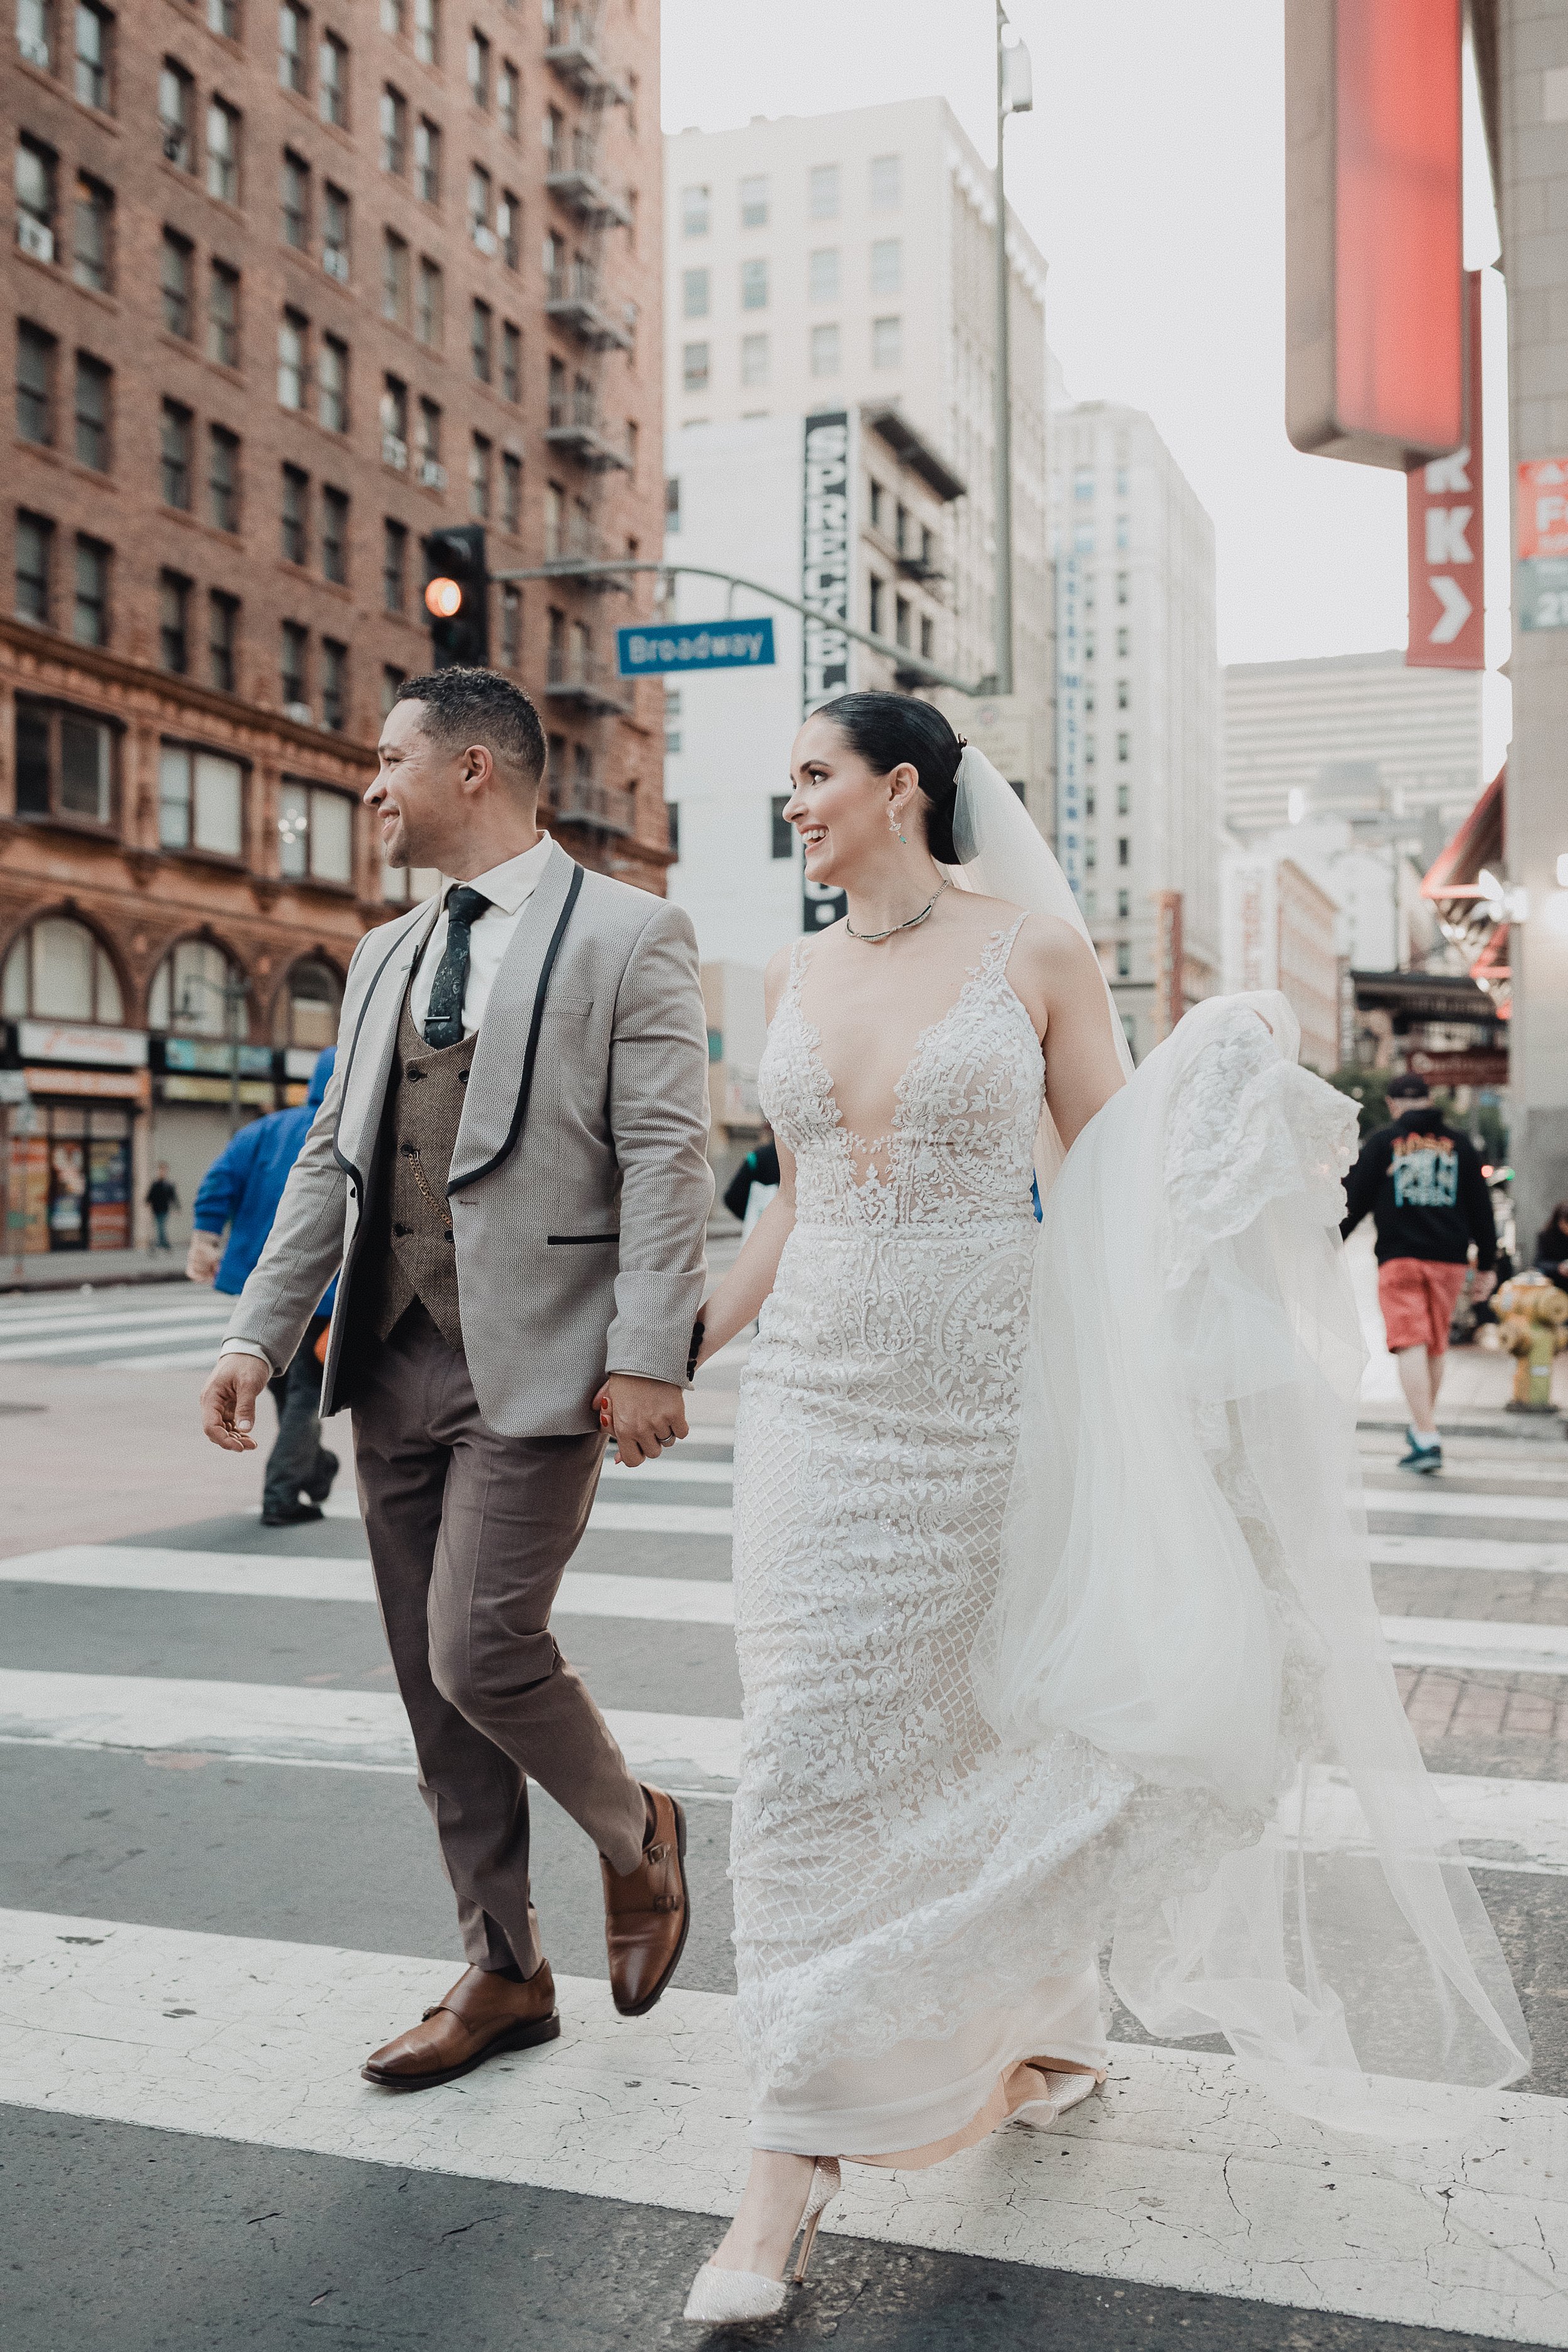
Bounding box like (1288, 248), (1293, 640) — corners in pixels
(2, 0), (664, 1260)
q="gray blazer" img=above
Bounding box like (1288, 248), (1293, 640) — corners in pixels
(223, 844), (714, 1436)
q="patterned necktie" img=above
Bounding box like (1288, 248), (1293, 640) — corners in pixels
(423, 885), (490, 1049)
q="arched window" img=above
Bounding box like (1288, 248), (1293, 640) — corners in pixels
(147, 939), (244, 1037)
(1, 916), (123, 1023)
(274, 956), (342, 1050)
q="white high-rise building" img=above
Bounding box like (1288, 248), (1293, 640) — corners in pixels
(661, 98), (1053, 975)
(1223, 652), (1486, 844)
(1051, 401), (1221, 1059)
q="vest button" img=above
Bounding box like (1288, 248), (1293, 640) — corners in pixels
(405, 1065), (424, 1079)
(400, 1142), (416, 1156)
(458, 1069), (469, 1084)
(393, 1223), (412, 1237)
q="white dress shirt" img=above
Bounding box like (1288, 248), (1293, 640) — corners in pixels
(408, 832), (555, 1039)
(218, 834), (554, 1371)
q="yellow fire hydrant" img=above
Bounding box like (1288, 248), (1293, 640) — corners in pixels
(1495, 1271), (1568, 1412)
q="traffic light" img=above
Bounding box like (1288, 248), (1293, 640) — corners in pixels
(422, 524), (490, 667)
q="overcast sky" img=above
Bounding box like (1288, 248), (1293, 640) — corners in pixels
(662, 0), (1505, 707)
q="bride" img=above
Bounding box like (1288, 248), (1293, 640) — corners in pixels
(679, 692), (1528, 2324)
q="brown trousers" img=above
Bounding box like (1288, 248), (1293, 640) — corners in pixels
(352, 1305), (647, 1976)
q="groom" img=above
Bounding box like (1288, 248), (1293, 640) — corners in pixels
(199, 669), (714, 2089)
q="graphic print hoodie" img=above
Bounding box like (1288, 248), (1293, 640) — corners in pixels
(1340, 1107), (1497, 1269)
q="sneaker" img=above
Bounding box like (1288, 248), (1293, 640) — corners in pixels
(1397, 1428), (1443, 1476)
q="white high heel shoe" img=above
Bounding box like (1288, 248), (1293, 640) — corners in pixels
(682, 2158), (842, 2323)
(1012, 2065), (1108, 2130)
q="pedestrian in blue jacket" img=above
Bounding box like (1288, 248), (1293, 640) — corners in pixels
(189, 1047), (340, 1526)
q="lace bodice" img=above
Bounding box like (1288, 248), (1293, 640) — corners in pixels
(760, 920), (1042, 1231)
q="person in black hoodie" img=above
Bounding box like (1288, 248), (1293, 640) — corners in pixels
(1341, 1072), (1497, 1475)
(1536, 1202), (1568, 1299)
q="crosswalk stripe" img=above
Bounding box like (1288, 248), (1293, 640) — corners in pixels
(0, 1907), (1561, 2343)
(1370, 1534), (1568, 1573)
(1364, 1487), (1568, 1528)
(6, 1667), (1568, 1874)
(1382, 1618), (1568, 1674)
(0, 1315), (235, 1364)
(601, 1456), (734, 1486)
(0, 1295), (230, 1332)
(319, 1492), (737, 1536)
(0, 1668), (744, 1783)
(0, 1548), (735, 1623)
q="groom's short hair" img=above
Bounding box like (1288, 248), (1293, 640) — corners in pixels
(393, 669), (547, 793)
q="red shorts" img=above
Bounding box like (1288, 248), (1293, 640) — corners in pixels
(1378, 1258), (1469, 1355)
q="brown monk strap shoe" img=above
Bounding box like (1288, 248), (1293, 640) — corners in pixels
(361, 1959), (560, 2090)
(601, 1783), (690, 2017)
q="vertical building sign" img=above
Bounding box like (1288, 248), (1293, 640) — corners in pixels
(1153, 889), (1184, 1042)
(1407, 270), (1484, 669)
(1055, 553), (1084, 900)
(801, 410), (850, 931)
(1516, 455), (1568, 630)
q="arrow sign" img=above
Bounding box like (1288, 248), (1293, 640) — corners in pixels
(1428, 575), (1473, 644)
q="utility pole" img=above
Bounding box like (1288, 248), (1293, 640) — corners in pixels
(993, 4), (1032, 697)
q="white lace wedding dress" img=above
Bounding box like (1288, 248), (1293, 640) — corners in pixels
(728, 923), (1528, 2161)
(731, 922), (1134, 2158)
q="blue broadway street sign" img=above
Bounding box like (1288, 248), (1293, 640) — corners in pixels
(616, 617), (776, 676)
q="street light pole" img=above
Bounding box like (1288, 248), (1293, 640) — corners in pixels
(994, 0), (1015, 698)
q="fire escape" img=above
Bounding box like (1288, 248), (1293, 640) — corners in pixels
(540, 1), (637, 841)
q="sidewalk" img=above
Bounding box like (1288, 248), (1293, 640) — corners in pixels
(1, 1247), (188, 1295)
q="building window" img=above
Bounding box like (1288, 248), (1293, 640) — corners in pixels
(682, 341), (709, 394)
(381, 663), (406, 718)
(381, 226), (409, 323)
(72, 172), (112, 292)
(415, 114), (440, 202)
(871, 315), (901, 370)
(498, 58), (517, 139)
(208, 0), (238, 33)
(870, 153), (901, 210)
(741, 332), (768, 388)
(321, 485), (347, 584)
(281, 464), (309, 564)
(2, 911), (122, 1019)
(1116, 731), (1130, 763)
(470, 296), (492, 380)
(318, 332), (347, 430)
(16, 0), (51, 66)
(1116, 677), (1130, 710)
(15, 137), (56, 262)
(208, 260), (240, 366)
(13, 702), (116, 833)
(72, 534), (108, 645)
(810, 322), (839, 376)
(1116, 887), (1130, 919)
(499, 194), (518, 273)
(380, 84), (406, 175)
(209, 590), (238, 691)
(1116, 627), (1130, 660)
(160, 400), (192, 508)
(206, 98), (240, 203)
(279, 0), (309, 93)
(808, 161), (839, 220)
(322, 181), (350, 279)
(740, 172), (768, 228)
(1116, 572), (1130, 606)
(207, 425), (239, 531)
(543, 480), (562, 558)
(160, 228), (193, 336)
(770, 795), (793, 859)
(278, 780), (353, 882)
(1115, 942), (1131, 979)
(148, 940), (241, 1037)
(73, 351), (109, 471)
(1116, 780), (1130, 816)
(501, 450), (521, 532)
(278, 308), (306, 408)
(280, 620), (308, 714)
(500, 581), (520, 667)
(681, 183), (709, 237)
(417, 396), (442, 484)
(740, 257), (768, 311)
(274, 953), (342, 1044)
(281, 149), (310, 248)
(159, 569), (190, 672)
(16, 322), (52, 443)
(469, 432), (491, 520)
(920, 612), (935, 660)
(383, 517), (406, 611)
(157, 743), (243, 856)
(501, 319), (520, 401)
(320, 638), (346, 731)
(381, 0), (403, 29)
(1117, 835), (1130, 866)
(869, 573), (884, 635)
(15, 511), (51, 625)
(468, 162), (492, 245)
(871, 236), (901, 296)
(74, 0), (115, 102)
(895, 594), (911, 649)
(416, 255), (443, 346)
(159, 59), (194, 169)
(467, 26), (489, 106)
(412, 0), (438, 65)
(381, 374), (408, 465)
(808, 246), (839, 304)
(319, 29), (347, 124)
(682, 267), (708, 320)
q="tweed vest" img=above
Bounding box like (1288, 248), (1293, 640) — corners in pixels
(367, 990), (479, 1350)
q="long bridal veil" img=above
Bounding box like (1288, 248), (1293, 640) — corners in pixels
(946, 745), (1528, 2134)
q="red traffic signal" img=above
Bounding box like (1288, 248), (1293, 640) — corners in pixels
(425, 577), (464, 619)
(421, 525), (490, 666)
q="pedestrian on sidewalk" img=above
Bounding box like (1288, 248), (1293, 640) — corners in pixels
(188, 1050), (340, 1527)
(144, 1164), (179, 1252)
(1535, 1200), (1568, 1298)
(1341, 1071), (1498, 1475)
(722, 1126), (780, 1241)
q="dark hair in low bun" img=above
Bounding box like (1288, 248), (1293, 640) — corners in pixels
(815, 692), (965, 864)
